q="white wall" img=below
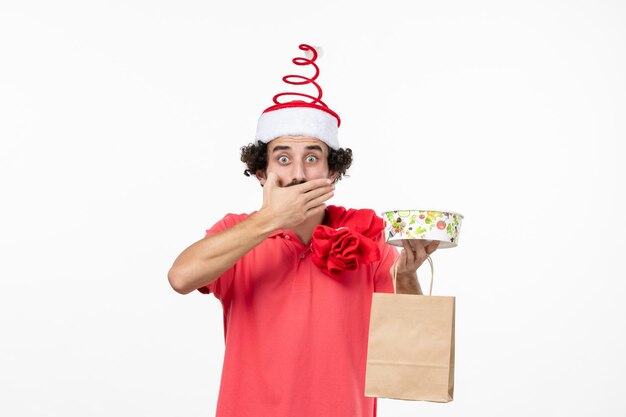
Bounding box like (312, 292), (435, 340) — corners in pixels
(1, 0), (624, 415)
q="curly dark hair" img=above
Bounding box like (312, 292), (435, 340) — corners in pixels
(240, 141), (353, 184)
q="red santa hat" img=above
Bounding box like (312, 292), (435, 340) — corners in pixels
(254, 44), (341, 150)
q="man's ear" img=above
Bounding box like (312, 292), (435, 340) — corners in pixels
(329, 171), (339, 183)
(255, 169), (267, 186)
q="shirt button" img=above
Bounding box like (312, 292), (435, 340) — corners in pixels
(285, 235), (290, 240)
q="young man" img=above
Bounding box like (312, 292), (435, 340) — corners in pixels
(168, 44), (439, 417)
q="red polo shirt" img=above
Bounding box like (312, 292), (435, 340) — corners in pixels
(197, 209), (399, 417)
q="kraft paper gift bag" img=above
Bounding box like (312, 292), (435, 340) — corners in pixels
(365, 256), (455, 402)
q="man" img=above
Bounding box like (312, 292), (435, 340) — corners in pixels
(168, 44), (439, 417)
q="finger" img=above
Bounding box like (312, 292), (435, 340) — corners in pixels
(401, 240), (415, 264)
(293, 178), (333, 193)
(302, 185), (335, 204)
(415, 241), (428, 259)
(305, 203), (327, 218)
(425, 240), (440, 255)
(265, 172), (279, 187)
(399, 249), (408, 270)
(304, 190), (334, 209)
(408, 240), (426, 259)
(406, 240), (428, 269)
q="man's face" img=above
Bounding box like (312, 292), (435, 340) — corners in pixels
(256, 136), (337, 187)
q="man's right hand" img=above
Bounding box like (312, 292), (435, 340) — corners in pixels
(168, 172), (334, 294)
(259, 172), (335, 230)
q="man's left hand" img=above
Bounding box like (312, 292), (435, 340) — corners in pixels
(396, 239), (440, 281)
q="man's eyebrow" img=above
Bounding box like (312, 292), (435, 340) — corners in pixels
(271, 145), (324, 153)
(305, 145), (324, 152)
(272, 145), (292, 153)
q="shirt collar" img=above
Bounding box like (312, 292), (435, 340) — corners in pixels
(269, 230), (284, 238)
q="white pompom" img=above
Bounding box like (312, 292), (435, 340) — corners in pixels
(305, 45), (324, 59)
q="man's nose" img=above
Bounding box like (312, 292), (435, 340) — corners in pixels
(291, 160), (306, 182)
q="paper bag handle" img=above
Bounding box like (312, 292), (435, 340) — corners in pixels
(391, 254), (434, 296)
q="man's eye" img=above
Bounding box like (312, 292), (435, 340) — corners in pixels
(278, 156), (290, 164)
(306, 155), (318, 163)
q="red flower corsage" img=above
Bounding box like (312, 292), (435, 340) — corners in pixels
(311, 205), (384, 279)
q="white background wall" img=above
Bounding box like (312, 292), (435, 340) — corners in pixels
(1, 0), (625, 415)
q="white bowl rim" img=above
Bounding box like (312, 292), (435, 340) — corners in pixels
(380, 209), (465, 219)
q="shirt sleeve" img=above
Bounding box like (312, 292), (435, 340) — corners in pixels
(373, 240), (400, 293)
(196, 213), (247, 299)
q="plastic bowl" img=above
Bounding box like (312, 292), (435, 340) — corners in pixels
(381, 209), (464, 248)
